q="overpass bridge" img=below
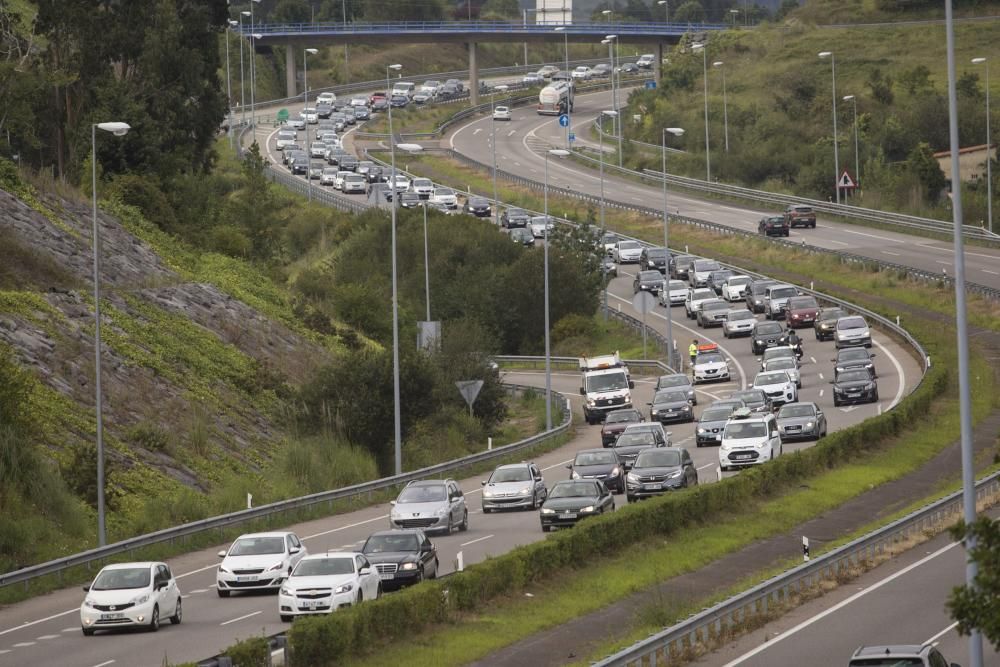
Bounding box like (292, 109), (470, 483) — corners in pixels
(245, 21), (727, 103)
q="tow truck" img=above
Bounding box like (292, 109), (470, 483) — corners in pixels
(579, 352), (635, 424)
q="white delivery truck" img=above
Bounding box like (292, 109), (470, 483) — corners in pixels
(537, 81), (574, 115)
(579, 352), (635, 424)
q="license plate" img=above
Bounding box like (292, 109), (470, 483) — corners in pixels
(100, 613), (125, 620)
(379, 573), (395, 581)
(733, 453), (753, 460)
(643, 483), (661, 490)
(236, 575), (257, 582)
(300, 600), (319, 609)
(847, 393), (861, 398)
(561, 513), (577, 519)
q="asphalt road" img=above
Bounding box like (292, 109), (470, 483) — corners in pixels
(689, 507), (1000, 667)
(447, 87), (1000, 290)
(0, 262), (921, 667)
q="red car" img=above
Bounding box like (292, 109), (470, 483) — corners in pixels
(785, 295), (820, 328)
(600, 408), (644, 447)
(368, 91), (387, 106)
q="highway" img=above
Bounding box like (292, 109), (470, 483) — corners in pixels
(689, 507), (1000, 667)
(0, 262), (921, 666)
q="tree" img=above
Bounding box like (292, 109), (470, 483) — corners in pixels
(273, 0), (312, 23)
(673, 1), (706, 23)
(898, 64), (934, 96)
(479, 0), (519, 19)
(905, 142), (946, 202)
(866, 68), (895, 106)
(948, 517), (1000, 650)
(363, 0), (446, 21)
(225, 143), (285, 260)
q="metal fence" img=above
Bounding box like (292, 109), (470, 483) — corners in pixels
(0, 385), (570, 589)
(593, 470), (1000, 666)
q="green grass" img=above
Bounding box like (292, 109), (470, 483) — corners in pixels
(342, 340), (995, 667)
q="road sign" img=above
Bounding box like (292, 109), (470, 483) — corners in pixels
(838, 170), (857, 190)
(631, 291), (656, 314)
(455, 380), (484, 417)
(568, 132), (576, 142)
(277, 109), (289, 123)
(558, 114), (570, 128)
(645, 81), (657, 90)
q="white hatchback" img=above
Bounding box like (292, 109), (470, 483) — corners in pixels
(216, 531), (307, 596)
(834, 315), (872, 349)
(493, 105), (512, 121)
(81, 562), (182, 635)
(719, 410), (781, 471)
(659, 279), (689, 307)
(278, 552), (381, 621)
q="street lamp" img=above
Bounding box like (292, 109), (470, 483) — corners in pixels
(386, 62), (404, 476)
(239, 12), (249, 128)
(713, 61), (729, 152)
(225, 20), (236, 147)
(554, 27), (570, 147)
(843, 94), (860, 198)
(599, 109), (618, 321)
(304, 48), (318, 202)
(657, 0), (669, 22)
(490, 84), (509, 227)
(91, 120), (131, 547)
(248, 0), (262, 131)
(818, 51), (841, 204)
(543, 149), (570, 430)
(605, 34), (622, 166)
(692, 42), (711, 181)
(972, 57), (992, 232)
(662, 127), (684, 369)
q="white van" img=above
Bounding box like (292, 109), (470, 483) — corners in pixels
(316, 92), (336, 105)
(391, 81), (416, 99)
(637, 54), (656, 69)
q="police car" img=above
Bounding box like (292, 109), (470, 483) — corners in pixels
(719, 408), (782, 472)
(691, 343), (731, 384)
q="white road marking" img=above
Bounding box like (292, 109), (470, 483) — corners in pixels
(0, 649), (10, 654)
(61, 628), (76, 633)
(983, 269), (999, 275)
(188, 588), (208, 594)
(473, 128), (482, 135)
(460, 535), (494, 547)
(840, 229), (895, 242)
(828, 239), (850, 246)
(0, 609), (77, 638)
(303, 513), (390, 540)
(839, 406), (860, 413)
(818, 373), (824, 380)
(872, 338), (906, 410)
(12, 642), (36, 647)
(880, 250), (900, 256)
(936, 260), (951, 265)
(507, 130), (516, 137)
(36, 634), (59, 640)
(810, 356), (816, 364)
(819, 389), (824, 397)
(541, 458), (575, 472)
(220, 611), (261, 626)
(924, 621), (959, 645)
(721, 540), (959, 666)
(917, 243), (1000, 259)
(90, 661), (115, 667)
(697, 462), (719, 471)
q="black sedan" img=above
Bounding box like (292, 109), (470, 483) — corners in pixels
(759, 215), (790, 236)
(611, 430), (666, 470)
(464, 196), (492, 217)
(510, 228), (535, 246)
(648, 389), (694, 424)
(399, 192), (422, 209)
(389, 94), (409, 108)
(540, 480), (614, 532)
(695, 406), (732, 447)
(633, 270), (665, 295)
(833, 347), (877, 379)
(814, 307), (848, 341)
(625, 448), (698, 502)
(655, 373), (697, 405)
(361, 529), (438, 590)
(831, 369), (879, 406)
(567, 448), (624, 493)
(776, 402), (827, 441)
(727, 388), (772, 414)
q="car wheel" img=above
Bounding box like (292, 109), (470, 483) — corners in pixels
(444, 515), (453, 535)
(357, 590), (364, 605)
(148, 605), (160, 632)
(170, 597), (182, 625)
(280, 614), (292, 622)
(376, 583), (383, 599)
(542, 525), (551, 533)
(459, 509), (469, 531)
(532, 493), (541, 510)
(82, 627), (95, 636)
(833, 398), (841, 407)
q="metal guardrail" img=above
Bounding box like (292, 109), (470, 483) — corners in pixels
(266, 168), (368, 214)
(593, 469), (1000, 666)
(0, 385), (570, 589)
(243, 20), (727, 37)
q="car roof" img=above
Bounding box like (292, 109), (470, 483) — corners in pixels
(301, 551), (360, 561)
(235, 531), (296, 539)
(367, 529), (424, 538)
(100, 561), (161, 570)
(407, 479), (450, 487)
(495, 462), (532, 470)
(851, 645), (928, 658)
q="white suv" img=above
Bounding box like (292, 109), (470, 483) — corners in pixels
(719, 409), (782, 471)
(752, 370), (797, 406)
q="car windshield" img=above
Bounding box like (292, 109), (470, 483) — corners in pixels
(658, 375), (689, 389)
(704, 301), (729, 311)
(397, 485), (447, 503)
(770, 287), (797, 299)
(694, 260), (720, 271)
(725, 422), (767, 438)
(363, 534), (419, 553)
(618, 241), (640, 250)
(413, 179), (431, 187)
(755, 372), (789, 386)
(491, 467), (531, 483)
(729, 276), (751, 286)
(712, 400), (743, 410)
(701, 408), (733, 421)
(639, 271), (663, 281)
(692, 289), (715, 300)
(646, 249), (668, 259)
(654, 390), (688, 403)
(821, 309), (847, 320)
(292, 558), (354, 577)
(606, 410), (641, 423)
(91, 567), (151, 591)
(730, 390), (764, 403)
(614, 433), (656, 447)
(575, 452), (617, 466)
(669, 280), (687, 290)
(838, 317), (867, 330)
(839, 349), (869, 361)
(697, 353), (724, 364)
(847, 660), (922, 667)
(230, 537), (285, 556)
(756, 322), (783, 335)
(779, 404), (816, 418)
(549, 482), (597, 498)
(587, 372), (629, 392)
(768, 359), (796, 370)
(788, 297), (818, 309)
(752, 282), (775, 294)
(435, 189), (454, 196)
(729, 311), (754, 321)
(635, 450), (681, 467)
(838, 370), (872, 383)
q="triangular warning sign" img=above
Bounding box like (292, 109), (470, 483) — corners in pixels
(838, 170), (856, 189)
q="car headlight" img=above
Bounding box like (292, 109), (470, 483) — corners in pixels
(580, 505), (596, 513)
(682, 405), (692, 412)
(518, 487), (532, 496)
(651, 409), (659, 415)
(586, 399), (596, 407)
(400, 563), (418, 571)
(483, 489), (494, 498)
(626, 473), (639, 483)
(697, 427), (707, 434)
(836, 366), (844, 373)
(570, 470), (580, 479)
(334, 583), (353, 594)
(667, 471), (682, 479)
(130, 593), (150, 606)
(84, 598), (97, 609)
(280, 586), (293, 596)
(609, 466), (620, 477)
(865, 383), (875, 390)
(267, 562), (285, 572)
(540, 508), (555, 515)
(805, 422), (814, 429)
(218, 565), (231, 574)
(435, 507), (448, 516)
(648, 261), (655, 267)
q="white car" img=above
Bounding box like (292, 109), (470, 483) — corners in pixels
(692, 348), (731, 384)
(613, 240), (642, 263)
(659, 279), (689, 307)
(420, 80), (441, 97)
(333, 170), (352, 190)
(278, 552), (381, 621)
(719, 409), (781, 472)
(286, 117), (305, 131)
(763, 357), (802, 388)
(343, 173), (367, 194)
(721, 275), (753, 302)
(300, 107), (319, 124)
(309, 142), (328, 159)
(81, 562), (182, 635)
(319, 167), (338, 186)
(684, 287), (717, 319)
(572, 66), (592, 80)
(316, 92), (337, 106)
(763, 283), (799, 320)
(523, 72), (544, 85)
(722, 308), (757, 338)
(529, 215), (555, 238)
(276, 130), (298, 150)
(390, 173), (411, 192)
(752, 370), (798, 406)
(688, 258), (722, 288)
(431, 187), (458, 208)
(834, 315), (872, 349)
(349, 96), (368, 108)
(493, 105), (512, 121)
(410, 177), (433, 198)
(216, 531), (307, 596)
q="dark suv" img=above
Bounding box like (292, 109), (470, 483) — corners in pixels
(784, 204), (816, 228)
(501, 207), (530, 228)
(671, 255), (697, 281)
(758, 215), (790, 237)
(745, 279), (777, 314)
(639, 247), (670, 273)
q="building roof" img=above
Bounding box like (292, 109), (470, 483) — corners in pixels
(933, 143), (995, 158)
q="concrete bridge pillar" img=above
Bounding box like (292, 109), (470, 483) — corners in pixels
(654, 43), (664, 84)
(468, 41), (479, 106)
(286, 43), (297, 99)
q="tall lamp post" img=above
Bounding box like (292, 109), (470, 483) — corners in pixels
(662, 127), (684, 369)
(657, 0), (669, 22)
(713, 61), (729, 152)
(604, 35), (623, 166)
(554, 27), (570, 147)
(843, 94), (860, 197)
(91, 121), (131, 547)
(239, 12), (249, 128)
(599, 109), (618, 321)
(543, 148), (570, 430)
(303, 48), (318, 202)
(692, 42), (710, 181)
(225, 20), (236, 147)
(972, 57), (993, 232)
(490, 84), (509, 227)
(818, 51), (840, 204)
(386, 62), (404, 476)
(248, 0), (262, 130)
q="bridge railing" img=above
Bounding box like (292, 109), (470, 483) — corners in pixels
(243, 21), (727, 36)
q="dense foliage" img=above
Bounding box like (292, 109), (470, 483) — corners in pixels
(949, 517), (1000, 650)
